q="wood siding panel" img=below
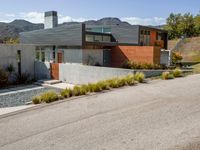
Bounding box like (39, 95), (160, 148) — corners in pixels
(50, 63), (59, 80)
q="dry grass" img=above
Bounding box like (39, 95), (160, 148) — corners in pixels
(192, 63), (200, 74)
(169, 37), (200, 62)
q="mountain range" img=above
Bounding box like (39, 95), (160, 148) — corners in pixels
(0, 18), (164, 40)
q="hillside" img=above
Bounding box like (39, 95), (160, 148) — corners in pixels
(0, 18), (131, 40)
(168, 37), (200, 62)
(0, 20), (44, 40)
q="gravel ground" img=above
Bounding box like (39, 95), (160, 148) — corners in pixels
(0, 86), (61, 108)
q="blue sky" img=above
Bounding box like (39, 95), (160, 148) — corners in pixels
(0, 0), (199, 25)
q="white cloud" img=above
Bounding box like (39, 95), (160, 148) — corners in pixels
(121, 17), (166, 26)
(19, 12), (44, 23)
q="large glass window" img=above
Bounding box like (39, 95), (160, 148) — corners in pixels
(103, 36), (111, 42)
(140, 30), (151, 46)
(94, 35), (102, 42)
(86, 34), (94, 42)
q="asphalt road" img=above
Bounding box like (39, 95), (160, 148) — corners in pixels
(0, 74), (200, 150)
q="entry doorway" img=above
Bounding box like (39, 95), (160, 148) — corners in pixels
(103, 49), (111, 67)
(57, 52), (63, 63)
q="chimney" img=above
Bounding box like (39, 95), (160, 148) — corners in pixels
(44, 11), (58, 29)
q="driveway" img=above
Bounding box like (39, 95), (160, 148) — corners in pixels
(0, 74), (200, 150)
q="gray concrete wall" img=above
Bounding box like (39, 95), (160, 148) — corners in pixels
(82, 49), (103, 65)
(59, 63), (133, 84)
(34, 61), (51, 80)
(160, 50), (172, 66)
(0, 44), (35, 77)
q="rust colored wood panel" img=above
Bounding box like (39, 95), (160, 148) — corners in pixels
(57, 52), (63, 63)
(50, 63), (59, 80)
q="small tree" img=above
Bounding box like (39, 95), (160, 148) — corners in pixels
(172, 52), (183, 65)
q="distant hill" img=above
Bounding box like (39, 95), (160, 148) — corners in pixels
(0, 20), (44, 40)
(0, 17), (163, 40)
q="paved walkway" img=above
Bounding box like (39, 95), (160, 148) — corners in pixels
(0, 74), (200, 150)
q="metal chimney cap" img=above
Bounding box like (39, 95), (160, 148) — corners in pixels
(45, 11), (57, 17)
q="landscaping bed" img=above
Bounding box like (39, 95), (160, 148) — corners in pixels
(0, 86), (60, 108)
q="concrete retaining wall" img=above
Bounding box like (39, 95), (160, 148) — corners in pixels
(0, 44), (35, 77)
(59, 63), (133, 84)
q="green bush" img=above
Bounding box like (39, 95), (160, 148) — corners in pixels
(124, 74), (135, 86)
(117, 78), (128, 87)
(162, 72), (174, 80)
(122, 61), (166, 70)
(40, 91), (59, 103)
(134, 72), (145, 83)
(107, 78), (120, 88)
(0, 68), (8, 87)
(61, 89), (73, 98)
(32, 96), (41, 104)
(14, 72), (32, 84)
(173, 68), (183, 77)
(87, 83), (102, 92)
(96, 81), (110, 90)
(72, 85), (89, 96)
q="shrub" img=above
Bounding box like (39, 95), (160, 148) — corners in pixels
(122, 61), (166, 70)
(32, 96), (41, 104)
(0, 68), (9, 87)
(173, 68), (183, 77)
(172, 52), (183, 65)
(134, 72), (145, 83)
(107, 78), (120, 88)
(6, 64), (15, 74)
(79, 84), (89, 95)
(96, 81), (110, 90)
(40, 91), (59, 103)
(117, 78), (128, 87)
(162, 72), (174, 80)
(60, 89), (73, 98)
(72, 86), (82, 96)
(14, 72), (32, 84)
(87, 83), (102, 92)
(125, 74), (135, 86)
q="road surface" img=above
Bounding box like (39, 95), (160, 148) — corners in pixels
(0, 74), (200, 150)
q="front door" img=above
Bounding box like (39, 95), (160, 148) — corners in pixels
(57, 52), (63, 63)
(103, 49), (111, 67)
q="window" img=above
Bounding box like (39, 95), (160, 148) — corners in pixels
(140, 30), (151, 46)
(94, 35), (102, 42)
(103, 36), (111, 42)
(86, 34), (94, 42)
(35, 50), (40, 60)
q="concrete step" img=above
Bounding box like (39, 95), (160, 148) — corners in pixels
(35, 79), (62, 85)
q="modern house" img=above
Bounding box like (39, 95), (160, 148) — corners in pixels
(20, 11), (168, 68)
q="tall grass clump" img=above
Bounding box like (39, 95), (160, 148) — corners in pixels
(124, 74), (135, 86)
(40, 91), (59, 103)
(134, 72), (145, 83)
(162, 72), (174, 80)
(173, 68), (183, 77)
(61, 88), (73, 98)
